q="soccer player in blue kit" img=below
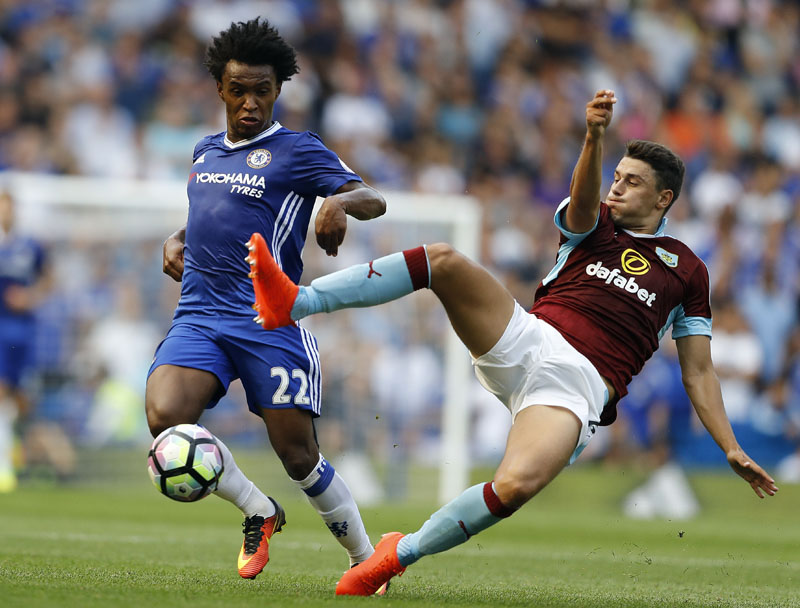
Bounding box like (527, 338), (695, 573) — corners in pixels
(0, 191), (48, 492)
(145, 18), (387, 580)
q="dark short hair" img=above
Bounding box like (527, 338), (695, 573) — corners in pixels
(204, 17), (299, 83)
(624, 140), (685, 211)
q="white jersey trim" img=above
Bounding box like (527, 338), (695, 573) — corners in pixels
(299, 326), (322, 415)
(272, 191), (304, 270)
(223, 121), (283, 149)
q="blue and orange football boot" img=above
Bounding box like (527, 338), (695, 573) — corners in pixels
(237, 497), (286, 579)
(245, 232), (299, 330)
(335, 532), (406, 596)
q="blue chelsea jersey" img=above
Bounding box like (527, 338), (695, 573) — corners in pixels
(176, 122), (362, 317)
(0, 233), (45, 320)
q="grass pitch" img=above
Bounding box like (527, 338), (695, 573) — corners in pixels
(1, 449), (798, 608)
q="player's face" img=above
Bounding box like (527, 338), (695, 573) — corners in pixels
(217, 60), (282, 142)
(605, 157), (671, 232)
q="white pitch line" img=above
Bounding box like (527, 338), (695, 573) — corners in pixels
(10, 531), (799, 572)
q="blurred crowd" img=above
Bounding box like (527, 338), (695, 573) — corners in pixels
(1, 0), (800, 491)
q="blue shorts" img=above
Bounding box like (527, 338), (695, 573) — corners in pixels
(0, 317), (35, 388)
(148, 314), (321, 417)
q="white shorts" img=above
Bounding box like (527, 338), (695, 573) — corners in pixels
(472, 303), (608, 463)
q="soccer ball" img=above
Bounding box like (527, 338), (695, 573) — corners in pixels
(147, 424), (224, 502)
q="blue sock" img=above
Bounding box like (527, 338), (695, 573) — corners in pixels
(291, 248), (430, 320)
(395, 482), (515, 567)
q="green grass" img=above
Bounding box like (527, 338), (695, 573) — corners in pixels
(1, 450), (798, 607)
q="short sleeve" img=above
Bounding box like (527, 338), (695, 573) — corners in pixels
(289, 132), (363, 197)
(671, 306), (712, 339)
(192, 134), (219, 163)
(553, 197), (609, 246)
(672, 259), (713, 339)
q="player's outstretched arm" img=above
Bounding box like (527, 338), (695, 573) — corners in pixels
(162, 225), (186, 281)
(676, 335), (778, 498)
(565, 89), (617, 234)
(315, 181), (386, 257)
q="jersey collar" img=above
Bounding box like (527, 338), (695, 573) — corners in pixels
(623, 216), (668, 239)
(224, 121), (282, 149)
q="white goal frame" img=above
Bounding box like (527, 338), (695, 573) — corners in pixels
(379, 190), (482, 504)
(4, 171), (482, 505)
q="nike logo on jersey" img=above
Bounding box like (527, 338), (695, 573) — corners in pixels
(585, 261), (656, 307)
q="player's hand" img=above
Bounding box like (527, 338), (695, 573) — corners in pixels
(727, 448), (778, 498)
(315, 197), (347, 257)
(586, 89), (616, 139)
(162, 233), (185, 281)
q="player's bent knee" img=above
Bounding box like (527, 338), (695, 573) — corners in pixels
(144, 398), (175, 437)
(493, 472), (547, 509)
(145, 394), (199, 437)
(427, 242), (472, 286)
(274, 443), (319, 480)
(427, 243), (461, 272)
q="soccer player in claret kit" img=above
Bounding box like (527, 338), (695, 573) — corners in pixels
(246, 89), (778, 595)
(145, 18), (388, 581)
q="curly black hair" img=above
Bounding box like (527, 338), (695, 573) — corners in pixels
(204, 17), (299, 83)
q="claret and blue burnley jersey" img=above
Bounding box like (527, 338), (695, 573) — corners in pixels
(151, 123), (362, 415)
(530, 198), (712, 426)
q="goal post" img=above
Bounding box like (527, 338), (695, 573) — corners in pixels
(4, 171), (190, 241)
(378, 191), (483, 504)
(4, 171), (483, 505)
(308, 189), (483, 505)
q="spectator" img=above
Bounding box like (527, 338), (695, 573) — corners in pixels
(740, 258), (798, 385)
(0, 1), (797, 481)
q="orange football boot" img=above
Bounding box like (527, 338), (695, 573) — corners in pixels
(237, 497), (286, 579)
(335, 532), (406, 596)
(346, 564), (391, 596)
(245, 232), (299, 330)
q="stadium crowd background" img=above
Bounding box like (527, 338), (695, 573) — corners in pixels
(1, 0), (799, 495)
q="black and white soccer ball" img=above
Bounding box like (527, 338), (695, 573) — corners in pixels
(147, 424), (224, 502)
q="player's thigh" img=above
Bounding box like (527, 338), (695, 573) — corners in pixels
(226, 322), (321, 479)
(230, 322), (322, 418)
(493, 405), (581, 509)
(145, 321), (234, 432)
(145, 364), (221, 422)
(427, 242), (516, 357)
